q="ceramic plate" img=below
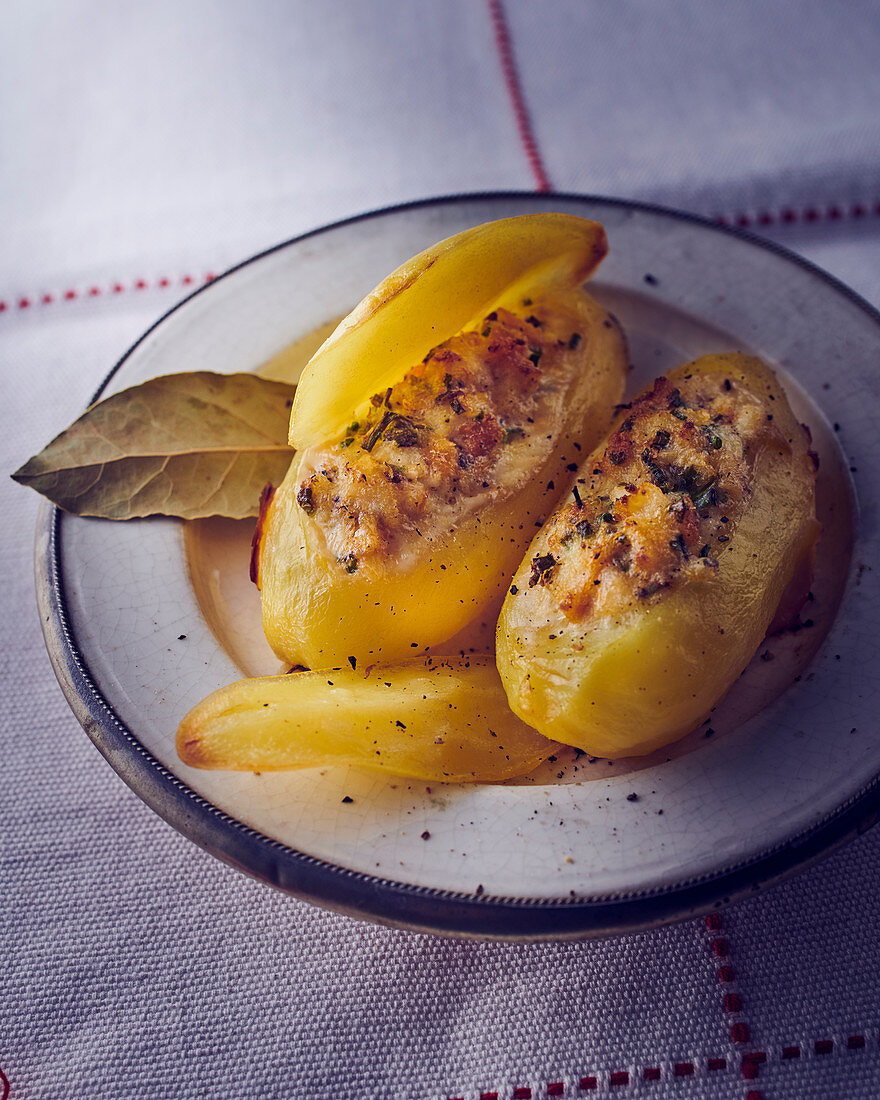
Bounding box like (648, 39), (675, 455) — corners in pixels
(37, 194), (880, 938)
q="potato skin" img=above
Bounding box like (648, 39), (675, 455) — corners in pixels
(177, 656), (554, 783)
(496, 354), (820, 758)
(257, 221), (627, 668)
(290, 213), (611, 449)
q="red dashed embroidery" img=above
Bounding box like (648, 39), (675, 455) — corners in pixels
(1, 199), (876, 321)
(487, 0), (551, 192)
(0, 272), (215, 317)
(450, 1034), (871, 1100)
(714, 200), (879, 229)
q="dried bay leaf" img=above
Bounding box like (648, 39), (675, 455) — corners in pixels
(12, 372), (297, 520)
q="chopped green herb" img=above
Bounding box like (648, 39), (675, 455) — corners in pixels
(295, 482), (315, 514)
(575, 518), (594, 539)
(528, 552), (557, 587)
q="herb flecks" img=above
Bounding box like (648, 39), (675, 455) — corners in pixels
(296, 481), (315, 515)
(529, 552), (557, 588)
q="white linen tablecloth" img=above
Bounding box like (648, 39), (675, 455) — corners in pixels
(3, 3), (880, 1097)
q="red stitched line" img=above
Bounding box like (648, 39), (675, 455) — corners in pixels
(1, 197), (876, 320)
(0, 272), (214, 317)
(705, 912), (763, 1097)
(450, 1033), (870, 1098)
(715, 199), (880, 230)
(487, 0), (551, 192)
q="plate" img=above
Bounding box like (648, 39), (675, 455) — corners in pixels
(37, 193), (880, 938)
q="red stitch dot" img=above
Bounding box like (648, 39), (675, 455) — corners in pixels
(643, 1067), (661, 1080)
(815, 1039), (833, 1055)
(480, 1092), (498, 1100)
(113, 283), (125, 293)
(852, 204), (867, 217)
(673, 1063), (694, 1076)
(782, 1045), (801, 1059)
(736, 213), (751, 228)
(158, 277), (171, 288)
(578, 1079), (597, 1092)
(718, 965), (736, 982)
(42, 293), (54, 304)
(746, 1092), (764, 1100)
(781, 207), (797, 223)
(64, 288), (77, 300)
(512, 1089), (530, 1099)
(707, 1058), (726, 1071)
(204, 272), (216, 283)
(758, 211), (775, 226)
(705, 913), (722, 931)
(135, 279), (148, 290)
(873, 201), (880, 216)
(848, 1035), (866, 1049)
(181, 274), (194, 285)
(547, 1085), (564, 1097)
(712, 939), (729, 957)
(609, 1071), (629, 1087)
(488, 0), (551, 192)
(724, 993), (743, 1012)
(88, 286), (101, 297)
(742, 1060), (759, 1080)
(828, 205), (842, 220)
(0, 301), (7, 312)
(714, 214), (729, 226)
(18, 297), (31, 308)
(731, 1022), (751, 1044)
(805, 207), (820, 222)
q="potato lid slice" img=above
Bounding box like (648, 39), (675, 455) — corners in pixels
(289, 212), (608, 449)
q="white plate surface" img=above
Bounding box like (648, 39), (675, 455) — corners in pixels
(38, 194), (880, 938)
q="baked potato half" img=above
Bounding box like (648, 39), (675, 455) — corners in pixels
(496, 353), (820, 757)
(255, 214), (627, 667)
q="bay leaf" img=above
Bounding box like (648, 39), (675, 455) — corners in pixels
(12, 371), (297, 520)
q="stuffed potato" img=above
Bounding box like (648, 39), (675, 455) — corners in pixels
(496, 353), (820, 757)
(255, 214), (627, 667)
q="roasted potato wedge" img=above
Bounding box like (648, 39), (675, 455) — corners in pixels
(256, 214), (627, 667)
(496, 353), (820, 758)
(177, 656), (555, 782)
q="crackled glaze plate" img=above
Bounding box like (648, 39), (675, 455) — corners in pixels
(37, 194), (880, 938)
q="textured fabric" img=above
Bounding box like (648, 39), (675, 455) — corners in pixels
(3, 3), (880, 1099)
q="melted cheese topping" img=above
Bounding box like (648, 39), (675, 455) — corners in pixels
(294, 296), (594, 572)
(530, 372), (786, 622)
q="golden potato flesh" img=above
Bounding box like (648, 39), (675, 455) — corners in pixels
(256, 215), (627, 667)
(177, 656), (555, 783)
(496, 354), (820, 758)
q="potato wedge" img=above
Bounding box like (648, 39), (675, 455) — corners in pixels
(290, 213), (610, 449)
(177, 656), (554, 782)
(256, 214), (627, 667)
(496, 353), (820, 758)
